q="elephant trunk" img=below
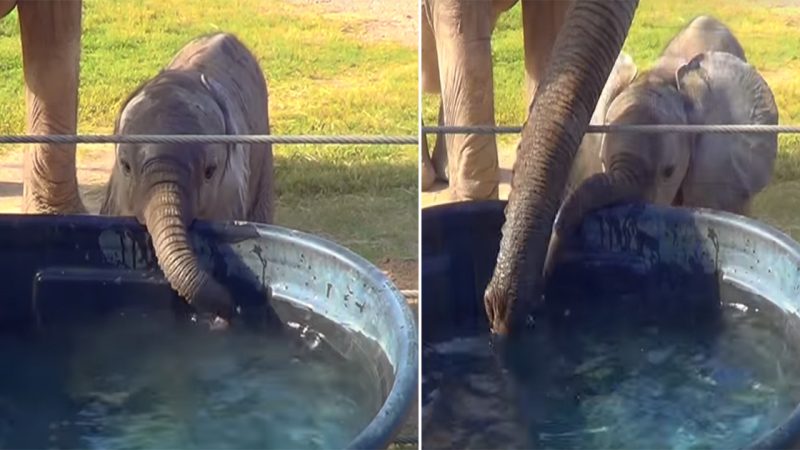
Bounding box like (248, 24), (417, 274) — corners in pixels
(484, 0), (639, 336)
(557, 155), (647, 239)
(142, 162), (233, 320)
(543, 156), (647, 278)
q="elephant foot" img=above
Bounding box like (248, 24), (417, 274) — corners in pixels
(450, 177), (500, 202)
(444, 184), (499, 203)
(22, 162), (87, 215)
(22, 190), (87, 215)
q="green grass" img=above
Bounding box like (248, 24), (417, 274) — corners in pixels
(422, 0), (800, 238)
(0, 0), (417, 263)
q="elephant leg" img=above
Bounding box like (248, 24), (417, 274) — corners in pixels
(420, 2), (440, 95)
(521, 0), (572, 104)
(421, 1), (448, 185)
(18, 0), (85, 215)
(421, 119), (437, 191)
(431, 100), (448, 181)
(431, 0), (499, 201)
(0, 0), (16, 18)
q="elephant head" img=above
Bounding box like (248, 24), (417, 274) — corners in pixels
(100, 70), (252, 321)
(483, 0), (640, 336)
(555, 51), (778, 241)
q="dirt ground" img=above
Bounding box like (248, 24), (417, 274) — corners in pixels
(0, 147), (112, 214)
(421, 142), (515, 208)
(287, 0), (418, 48)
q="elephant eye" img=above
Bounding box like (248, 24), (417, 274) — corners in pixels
(204, 164), (217, 181)
(662, 166), (675, 178)
(120, 159), (132, 175)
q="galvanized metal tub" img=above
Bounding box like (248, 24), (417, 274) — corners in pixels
(0, 214), (417, 450)
(421, 200), (800, 449)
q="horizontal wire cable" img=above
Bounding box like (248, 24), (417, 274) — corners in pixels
(0, 134), (419, 145)
(421, 124), (800, 135)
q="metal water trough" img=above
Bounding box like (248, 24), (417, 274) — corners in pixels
(421, 200), (800, 449)
(0, 214), (417, 450)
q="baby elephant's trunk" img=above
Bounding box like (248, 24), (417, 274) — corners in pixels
(544, 157), (647, 279)
(142, 161), (233, 320)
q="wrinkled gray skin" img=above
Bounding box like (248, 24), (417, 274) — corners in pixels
(483, 0), (641, 336)
(421, 0), (572, 200)
(100, 33), (275, 322)
(555, 16), (778, 248)
(483, 6), (779, 336)
(564, 51), (639, 198)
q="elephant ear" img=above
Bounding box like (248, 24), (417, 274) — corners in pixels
(676, 51), (778, 212)
(199, 72), (250, 216)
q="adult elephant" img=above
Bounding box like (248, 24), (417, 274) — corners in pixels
(421, 0), (572, 200)
(483, 0), (640, 335)
(1, 0), (84, 214)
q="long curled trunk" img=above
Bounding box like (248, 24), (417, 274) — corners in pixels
(556, 159), (647, 240)
(544, 161), (647, 279)
(484, 0), (639, 336)
(143, 172), (232, 319)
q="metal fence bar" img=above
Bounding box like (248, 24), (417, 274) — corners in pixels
(422, 124), (800, 135)
(0, 134), (419, 145)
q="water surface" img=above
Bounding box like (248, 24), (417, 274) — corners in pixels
(422, 284), (800, 449)
(0, 297), (388, 450)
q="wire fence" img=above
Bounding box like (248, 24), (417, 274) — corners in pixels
(422, 124), (800, 135)
(0, 134), (419, 145)
(1, 124), (798, 148)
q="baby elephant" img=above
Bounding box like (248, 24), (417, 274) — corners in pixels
(557, 15), (778, 239)
(100, 32), (275, 321)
